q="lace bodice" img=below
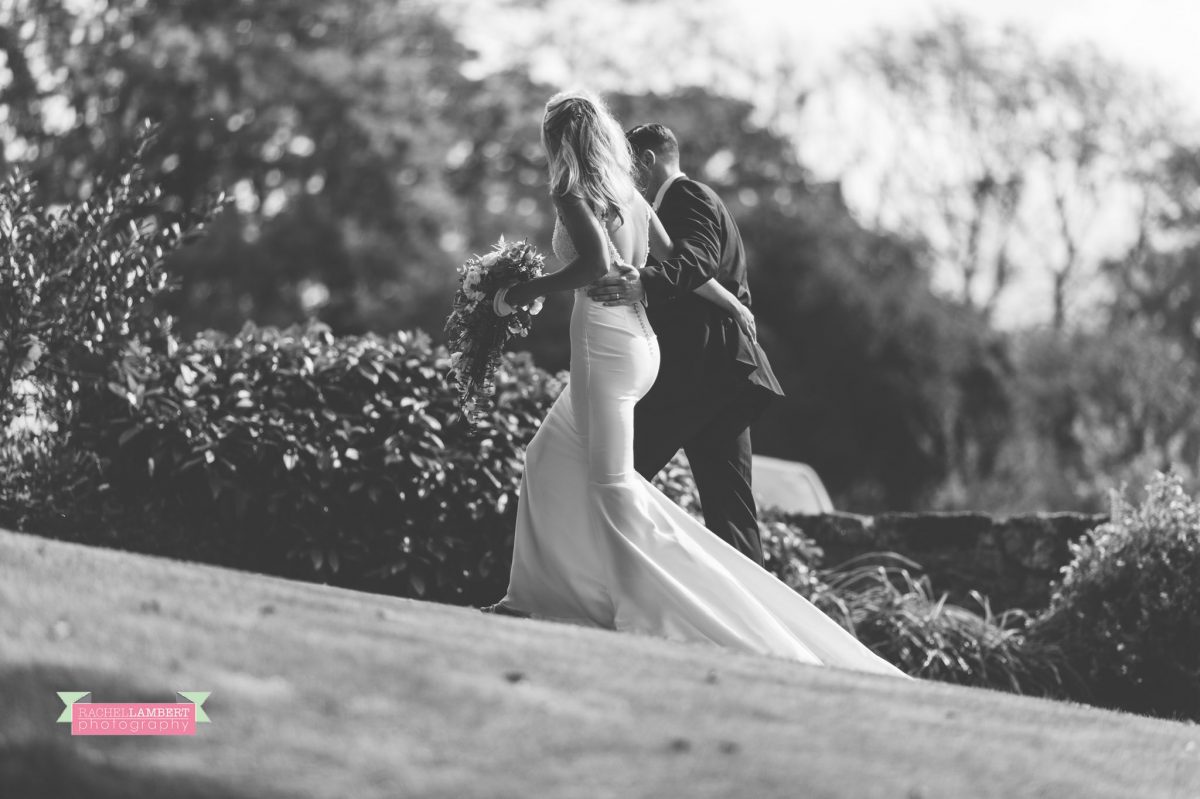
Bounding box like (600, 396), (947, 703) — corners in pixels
(551, 199), (652, 273)
(551, 213), (580, 263)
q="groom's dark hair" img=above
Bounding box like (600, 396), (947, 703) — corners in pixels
(626, 123), (679, 160)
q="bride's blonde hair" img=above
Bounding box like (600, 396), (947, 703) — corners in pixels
(541, 89), (637, 224)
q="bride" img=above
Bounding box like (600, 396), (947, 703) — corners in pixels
(487, 89), (906, 677)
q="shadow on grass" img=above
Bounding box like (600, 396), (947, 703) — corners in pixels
(0, 662), (287, 799)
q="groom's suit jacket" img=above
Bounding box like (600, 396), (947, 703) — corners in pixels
(639, 176), (785, 416)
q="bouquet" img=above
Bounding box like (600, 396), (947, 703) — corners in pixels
(444, 236), (546, 428)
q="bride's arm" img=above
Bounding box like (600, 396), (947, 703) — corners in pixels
(503, 193), (609, 307)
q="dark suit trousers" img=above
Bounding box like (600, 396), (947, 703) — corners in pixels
(633, 384), (764, 566)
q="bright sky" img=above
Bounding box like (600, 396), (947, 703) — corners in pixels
(746, 0), (1200, 91)
(461, 0), (1199, 114)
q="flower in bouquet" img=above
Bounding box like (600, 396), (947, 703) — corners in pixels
(444, 236), (546, 429)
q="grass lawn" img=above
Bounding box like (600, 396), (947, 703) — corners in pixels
(1, 526), (1197, 799)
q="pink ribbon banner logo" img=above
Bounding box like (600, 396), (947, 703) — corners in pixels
(56, 691), (211, 736)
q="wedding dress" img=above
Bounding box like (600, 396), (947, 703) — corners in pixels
(493, 196), (906, 677)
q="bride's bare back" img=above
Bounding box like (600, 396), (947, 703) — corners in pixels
(554, 192), (670, 276)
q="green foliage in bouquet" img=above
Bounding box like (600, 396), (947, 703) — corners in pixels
(445, 238), (545, 428)
(1032, 472), (1200, 720)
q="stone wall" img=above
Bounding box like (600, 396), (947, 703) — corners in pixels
(789, 512), (1108, 612)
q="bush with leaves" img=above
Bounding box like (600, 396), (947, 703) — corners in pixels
(54, 323), (555, 604)
(1032, 472), (1200, 720)
(761, 511), (1073, 695)
(759, 509), (831, 600)
(0, 123), (223, 527)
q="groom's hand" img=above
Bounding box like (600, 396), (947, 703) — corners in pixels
(732, 302), (757, 342)
(587, 265), (646, 307)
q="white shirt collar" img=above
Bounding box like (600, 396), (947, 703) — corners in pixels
(652, 172), (687, 211)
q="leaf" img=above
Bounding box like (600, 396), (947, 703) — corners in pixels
(481, 467), (503, 490)
(118, 424), (144, 447)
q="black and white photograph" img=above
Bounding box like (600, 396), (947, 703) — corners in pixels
(2, 0), (1199, 796)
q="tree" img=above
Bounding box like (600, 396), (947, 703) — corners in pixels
(1, 0), (475, 336)
(1104, 143), (1200, 356)
(1027, 45), (1183, 330)
(810, 14), (1188, 329)
(996, 324), (1200, 512)
(742, 187), (1012, 511)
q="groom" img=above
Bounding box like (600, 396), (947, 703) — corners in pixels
(587, 123), (784, 566)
